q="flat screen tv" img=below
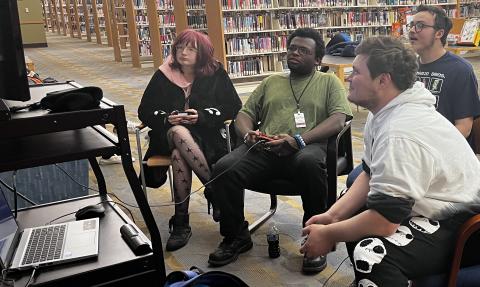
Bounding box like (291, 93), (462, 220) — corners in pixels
(0, 0), (31, 103)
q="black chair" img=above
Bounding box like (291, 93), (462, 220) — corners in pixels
(231, 120), (354, 233)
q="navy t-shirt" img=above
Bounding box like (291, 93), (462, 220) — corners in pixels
(417, 51), (480, 149)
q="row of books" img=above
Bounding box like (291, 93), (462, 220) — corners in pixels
(460, 4), (480, 18)
(187, 14), (207, 29)
(160, 14), (175, 27)
(223, 14), (272, 32)
(159, 27), (175, 43)
(226, 26), (391, 57)
(227, 54), (285, 77)
(223, 10), (398, 33)
(222, 0), (275, 9)
(139, 39), (153, 56)
(222, 0), (453, 9)
(278, 10), (399, 28)
(132, 0), (173, 9)
(187, 0), (205, 9)
(225, 34), (289, 55)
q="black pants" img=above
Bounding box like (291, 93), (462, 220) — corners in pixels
(212, 143), (327, 238)
(346, 212), (471, 287)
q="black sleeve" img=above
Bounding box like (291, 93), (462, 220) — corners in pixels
(362, 159), (370, 176)
(196, 67), (242, 128)
(367, 193), (415, 224)
(138, 70), (172, 132)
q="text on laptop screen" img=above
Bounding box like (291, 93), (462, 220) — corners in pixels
(0, 189), (18, 265)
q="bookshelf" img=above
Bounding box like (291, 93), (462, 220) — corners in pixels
(89, 0), (112, 45)
(56, 0), (68, 35)
(78, 0), (92, 41)
(459, 0), (480, 17)
(50, 0), (61, 33)
(205, 0), (458, 79)
(41, 0), (53, 32)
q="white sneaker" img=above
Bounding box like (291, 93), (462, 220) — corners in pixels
(126, 120), (141, 134)
(99, 155), (135, 165)
(113, 120), (141, 135)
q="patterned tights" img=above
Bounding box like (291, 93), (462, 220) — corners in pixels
(167, 125), (210, 216)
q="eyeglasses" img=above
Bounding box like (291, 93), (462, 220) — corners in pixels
(176, 45), (198, 54)
(287, 44), (313, 56)
(407, 21), (436, 33)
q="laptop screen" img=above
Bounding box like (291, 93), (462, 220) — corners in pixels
(0, 188), (19, 266)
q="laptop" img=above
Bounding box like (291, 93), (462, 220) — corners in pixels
(0, 188), (99, 271)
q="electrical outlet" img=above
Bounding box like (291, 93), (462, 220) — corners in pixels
(25, 8), (29, 13)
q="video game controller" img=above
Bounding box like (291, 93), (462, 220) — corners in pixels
(258, 132), (274, 142)
(172, 110), (194, 116)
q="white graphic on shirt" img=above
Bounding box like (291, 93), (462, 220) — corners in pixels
(417, 72), (445, 108)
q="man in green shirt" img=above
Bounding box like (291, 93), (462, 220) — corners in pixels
(208, 28), (353, 272)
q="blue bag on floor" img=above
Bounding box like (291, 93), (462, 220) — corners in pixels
(164, 266), (249, 287)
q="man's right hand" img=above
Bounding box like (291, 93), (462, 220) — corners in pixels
(243, 130), (260, 146)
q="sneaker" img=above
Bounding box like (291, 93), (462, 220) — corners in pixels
(113, 120), (141, 135)
(99, 155), (135, 165)
(126, 120), (141, 134)
(302, 255), (327, 273)
(208, 235), (253, 267)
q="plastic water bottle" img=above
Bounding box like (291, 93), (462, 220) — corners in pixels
(267, 224), (280, 258)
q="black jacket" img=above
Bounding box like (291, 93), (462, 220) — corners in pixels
(138, 66), (242, 166)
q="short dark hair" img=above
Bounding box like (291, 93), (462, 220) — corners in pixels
(416, 5), (452, 46)
(287, 28), (325, 61)
(355, 36), (418, 91)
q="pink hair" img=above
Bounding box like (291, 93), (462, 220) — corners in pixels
(170, 29), (219, 77)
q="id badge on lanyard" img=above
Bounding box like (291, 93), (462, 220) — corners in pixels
(294, 111), (306, 128)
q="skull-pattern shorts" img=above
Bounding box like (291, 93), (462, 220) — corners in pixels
(346, 212), (472, 287)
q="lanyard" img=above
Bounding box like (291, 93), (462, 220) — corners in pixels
(289, 72), (315, 112)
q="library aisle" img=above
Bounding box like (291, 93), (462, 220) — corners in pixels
(24, 32), (370, 287)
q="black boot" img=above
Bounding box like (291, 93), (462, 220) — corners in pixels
(208, 221), (252, 266)
(204, 186), (220, 222)
(165, 214), (192, 251)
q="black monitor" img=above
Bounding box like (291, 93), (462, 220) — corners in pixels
(0, 0), (31, 106)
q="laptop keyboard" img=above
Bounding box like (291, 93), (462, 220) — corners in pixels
(22, 224), (66, 265)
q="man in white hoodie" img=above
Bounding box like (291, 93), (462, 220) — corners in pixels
(300, 36), (480, 286)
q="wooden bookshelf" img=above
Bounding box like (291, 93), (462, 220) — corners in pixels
(82, 0), (93, 41)
(101, 0), (113, 46)
(56, 0), (68, 35)
(204, 0), (458, 79)
(41, 0), (53, 32)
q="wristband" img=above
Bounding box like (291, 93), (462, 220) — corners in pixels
(293, 134), (306, 149)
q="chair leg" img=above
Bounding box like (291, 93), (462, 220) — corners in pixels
(248, 194), (278, 233)
(167, 166), (174, 202)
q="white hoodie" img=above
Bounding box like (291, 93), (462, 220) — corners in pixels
(363, 81), (480, 220)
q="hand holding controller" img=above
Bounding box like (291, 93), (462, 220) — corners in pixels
(257, 132), (274, 142)
(172, 110), (195, 116)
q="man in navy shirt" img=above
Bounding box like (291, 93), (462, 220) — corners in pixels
(409, 5), (480, 148)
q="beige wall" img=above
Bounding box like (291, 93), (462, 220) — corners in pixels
(17, 0), (47, 46)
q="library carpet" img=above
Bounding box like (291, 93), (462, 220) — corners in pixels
(28, 31), (477, 286)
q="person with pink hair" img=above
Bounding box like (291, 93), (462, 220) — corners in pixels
(138, 29), (242, 251)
